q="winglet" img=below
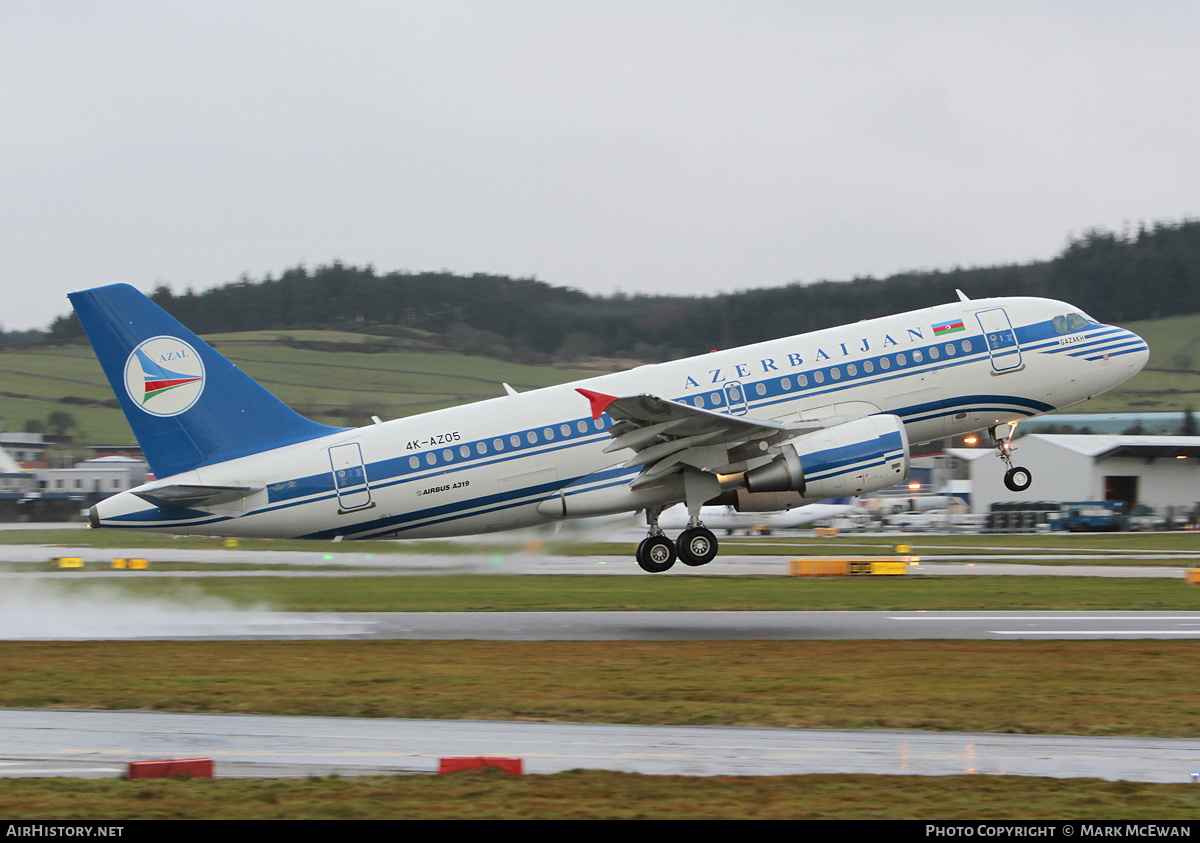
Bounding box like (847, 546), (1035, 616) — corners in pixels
(576, 388), (617, 420)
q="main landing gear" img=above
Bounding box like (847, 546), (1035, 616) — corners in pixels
(635, 505), (719, 573)
(991, 423), (1033, 493)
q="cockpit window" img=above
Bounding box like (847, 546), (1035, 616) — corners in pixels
(1054, 313), (1097, 334)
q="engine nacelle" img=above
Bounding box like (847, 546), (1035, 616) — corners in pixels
(744, 414), (910, 500)
(709, 487), (810, 512)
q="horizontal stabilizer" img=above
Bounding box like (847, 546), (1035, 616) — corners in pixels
(133, 484), (263, 509)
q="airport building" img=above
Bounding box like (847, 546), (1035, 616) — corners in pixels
(0, 450), (149, 521)
(947, 434), (1200, 520)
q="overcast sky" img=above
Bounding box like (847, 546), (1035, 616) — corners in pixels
(3, 1), (1198, 330)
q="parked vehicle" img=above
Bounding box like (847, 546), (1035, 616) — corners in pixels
(1047, 501), (1127, 532)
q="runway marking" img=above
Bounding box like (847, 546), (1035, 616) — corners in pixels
(888, 619), (1200, 624)
(992, 630), (1200, 636)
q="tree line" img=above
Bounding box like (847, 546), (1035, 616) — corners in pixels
(15, 218), (1200, 363)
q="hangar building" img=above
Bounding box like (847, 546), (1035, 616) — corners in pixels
(947, 434), (1200, 519)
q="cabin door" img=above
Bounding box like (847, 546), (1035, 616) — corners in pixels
(975, 307), (1023, 372)
(724, 381), (749, 416)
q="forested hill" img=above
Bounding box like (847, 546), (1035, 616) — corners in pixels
(34, 219), (1200, 363)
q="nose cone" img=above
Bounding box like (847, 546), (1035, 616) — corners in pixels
(1125, 328), (1150, 375)
(1106, 328), (1149, 390)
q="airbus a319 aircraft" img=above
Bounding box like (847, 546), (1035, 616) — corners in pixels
(70, 284), (1148, 572)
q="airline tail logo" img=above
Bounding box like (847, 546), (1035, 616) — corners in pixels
(123, 337), (206, 417)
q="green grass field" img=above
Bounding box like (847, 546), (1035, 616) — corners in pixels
(15, 573), (1200, 612)
(5, 639), (1199, 737)
(0, 334), (601, 444)
(1, 771), (1196, 820)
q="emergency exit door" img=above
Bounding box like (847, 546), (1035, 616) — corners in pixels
(329, 442), (373, 512)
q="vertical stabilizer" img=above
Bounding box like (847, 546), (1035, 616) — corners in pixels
(69, 283), (346, 478)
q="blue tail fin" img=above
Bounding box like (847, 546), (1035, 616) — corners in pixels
(69, 283), (346, 478)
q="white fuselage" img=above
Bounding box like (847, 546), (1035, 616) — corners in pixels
(93, 296), (1149, 539)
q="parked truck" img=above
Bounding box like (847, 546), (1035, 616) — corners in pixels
(1047, 501), (1128, 532)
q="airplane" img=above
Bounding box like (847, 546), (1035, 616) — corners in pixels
(69, 284), (1149, 573)
(657, 499), (857, 535)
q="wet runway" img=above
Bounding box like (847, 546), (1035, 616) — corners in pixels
(14, 609), (1184, 641)
(3, 709), (1198, 783)
(4, 531), (1199, 782)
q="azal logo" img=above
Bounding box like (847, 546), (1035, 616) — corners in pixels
(123, 336), (206, 417)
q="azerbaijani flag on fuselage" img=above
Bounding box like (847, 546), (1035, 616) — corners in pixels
(932, 319), (966, 336)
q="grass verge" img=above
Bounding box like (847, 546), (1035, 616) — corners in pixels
(1, 771), (1198, 820)
(22, 573), (1200, 611)
(4, 640), (1200, 736)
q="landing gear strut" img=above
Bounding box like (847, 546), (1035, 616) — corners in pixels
(634, 476), (722, 573)
(991, 423), (1032, 493)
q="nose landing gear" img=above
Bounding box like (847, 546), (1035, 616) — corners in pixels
(991, 423), (1032, 492)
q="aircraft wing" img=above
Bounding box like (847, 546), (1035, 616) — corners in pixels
(132, 484), (263, 509)
(577, 389), (823, 489)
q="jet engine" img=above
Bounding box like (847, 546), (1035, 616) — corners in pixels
(740, 414), (909, 502)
